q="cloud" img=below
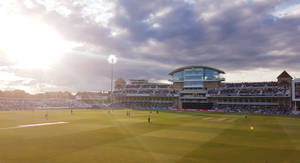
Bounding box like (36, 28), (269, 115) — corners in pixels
(273, 4), (300, 18)
(0, 0), (299, 92)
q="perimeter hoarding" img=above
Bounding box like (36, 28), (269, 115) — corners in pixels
(292, 79), (300, 101)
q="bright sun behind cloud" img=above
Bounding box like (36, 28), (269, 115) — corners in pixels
(0, 15), (75, 69)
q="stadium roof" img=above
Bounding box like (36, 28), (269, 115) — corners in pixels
(169, 65), (225, 75)
(277, 70), (292, 79)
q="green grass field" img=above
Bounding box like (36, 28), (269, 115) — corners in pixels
(0, 109), (300, 163)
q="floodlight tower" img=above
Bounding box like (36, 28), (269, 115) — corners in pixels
(107, 55), (117, 96)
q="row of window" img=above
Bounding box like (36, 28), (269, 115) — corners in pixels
(173, 68), (220, 85)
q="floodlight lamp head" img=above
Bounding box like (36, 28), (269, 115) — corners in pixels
(108, 55), (117, 64)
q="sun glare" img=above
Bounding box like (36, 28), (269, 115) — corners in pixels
(0, 15), (74, 69)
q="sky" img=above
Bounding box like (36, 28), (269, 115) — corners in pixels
(0, 0), (300, 93)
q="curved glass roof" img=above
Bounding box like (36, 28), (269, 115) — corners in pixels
(169, 65), (225, 75)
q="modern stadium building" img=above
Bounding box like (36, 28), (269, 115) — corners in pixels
(113, 65), (299, 112)
(168, 66), (225, 109)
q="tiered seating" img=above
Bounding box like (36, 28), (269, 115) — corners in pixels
(208, 82), (289, 97)
(266, 82), (277, 87)
(141, 85), (151, 88)
(0, 98), (91, 110)
(115, 83), (179, 97)
(208, 89), (219, 95)
(239, 89), (261, 96)
(139, 90), (154, 94)
(215, 105), (290, 115)
(261, 87), (288, 96)
(154, 90), (170, 96)
(124, 90), (138, 94)
(244, 82), (265, 87)
(157, 85), (169, 89)
(220, 89), (236, 96)
(126, 85), (141, 89)
(224, 83), (243, 88)
(224, 82), (278, 88)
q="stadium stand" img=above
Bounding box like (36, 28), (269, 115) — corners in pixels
(0, 98), (92, 111)
(0, 66), (296, 115)
(113, 68), (294, 114)
(112, 79), (179, 109)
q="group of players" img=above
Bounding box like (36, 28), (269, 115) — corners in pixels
(44, 109), (159, 124)
(126, 109), (160, 124)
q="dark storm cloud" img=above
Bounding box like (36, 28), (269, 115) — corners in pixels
(3, 0), (300, 91)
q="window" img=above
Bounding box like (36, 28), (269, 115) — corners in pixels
(184, 81), (203, 88)
(204, 69), (220, 80)
(173, 71), (184, 81)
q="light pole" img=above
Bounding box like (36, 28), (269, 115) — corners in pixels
(107, 55), (117, 104)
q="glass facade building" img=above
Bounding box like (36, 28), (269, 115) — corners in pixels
(170, 66), (224, 88)
(169, 66), (225, 109)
